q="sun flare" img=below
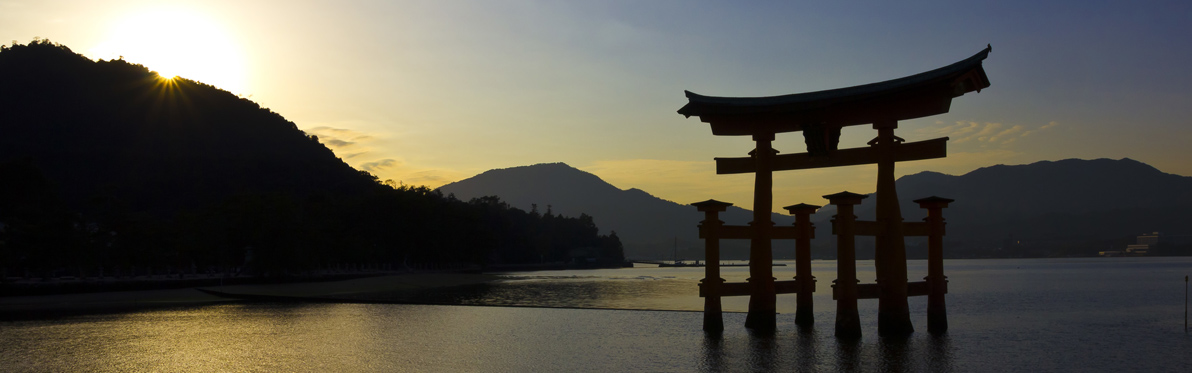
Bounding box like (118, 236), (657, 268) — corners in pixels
(90, 8), (247, 93)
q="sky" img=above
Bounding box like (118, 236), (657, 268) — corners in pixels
(3, 0), (1191, 212)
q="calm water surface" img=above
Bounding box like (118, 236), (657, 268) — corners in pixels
(3, 258), (1191, 372)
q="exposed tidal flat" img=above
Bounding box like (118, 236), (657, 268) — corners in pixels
(2, 258), (1191, 372)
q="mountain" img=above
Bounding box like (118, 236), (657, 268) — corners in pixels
(0, 40), (623, 281)
(437, 163), (794, 259)
(877, 158), (1192, 257)
(443, 158), (1192, 260)
(0, 40), (378, 216)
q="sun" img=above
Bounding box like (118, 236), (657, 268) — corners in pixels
(89, 8), (247, 93)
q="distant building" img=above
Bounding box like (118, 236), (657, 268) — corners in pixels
(1104, 232), (1162, 257)
(1136, 232), (1160, 246)
(1099, 232), (1192, 257)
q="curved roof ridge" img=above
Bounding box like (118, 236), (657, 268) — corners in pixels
(679, 46), (991, 117)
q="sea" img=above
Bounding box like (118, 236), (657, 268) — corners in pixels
(2, 257), (1191, 372)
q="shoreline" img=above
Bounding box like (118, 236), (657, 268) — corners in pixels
(0, 271), (452, 297)
(0, 272), (501, 321)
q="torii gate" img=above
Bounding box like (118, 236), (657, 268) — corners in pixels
(680, 46), (991, 336)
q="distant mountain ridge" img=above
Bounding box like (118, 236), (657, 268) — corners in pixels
(897, 158), (1192, 214)
(442, 158), (1192, 258)
(438, 162), (793, 259)
(878, 158), (1192, 256)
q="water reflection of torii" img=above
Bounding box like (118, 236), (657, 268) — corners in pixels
(680, 46), (992, 337)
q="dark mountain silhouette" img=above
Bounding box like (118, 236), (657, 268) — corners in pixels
(442, 158), (1192, 259)
(868, 158), (1192, 257)
(0, 40), (378, 215)
(437, 162), (794, 259)
(0, 40), (623, 282)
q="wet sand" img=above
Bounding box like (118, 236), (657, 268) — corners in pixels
(0, 273), (500, 319)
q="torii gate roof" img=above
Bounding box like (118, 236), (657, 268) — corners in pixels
(678, 46), (992, 136)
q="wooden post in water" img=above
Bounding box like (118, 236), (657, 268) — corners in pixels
(915, 196), (954, 335)
(745, 133), (778, 332)
(695, 200), (733, 334)
(872, 120), (914, 336)
(826, 191), (866, 339)
(784, 203), (820, 327)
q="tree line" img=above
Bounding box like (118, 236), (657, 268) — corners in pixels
(0, 158), (624, 280)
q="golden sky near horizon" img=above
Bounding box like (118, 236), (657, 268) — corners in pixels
(3, 0), (1191, 211)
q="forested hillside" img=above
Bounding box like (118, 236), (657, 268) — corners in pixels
(0, 40), (622, 281)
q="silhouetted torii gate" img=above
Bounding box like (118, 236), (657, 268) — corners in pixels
(680, 46), (991, 336)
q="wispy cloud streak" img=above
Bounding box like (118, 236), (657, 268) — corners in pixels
(919, 121), (1062, 147)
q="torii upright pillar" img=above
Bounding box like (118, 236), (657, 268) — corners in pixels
(915, 196), (954, 334)
(873, 120), (914, 336)
(826, 191), (866, 339)
(784, 203), (820, 327)
(694, 199), (732, 334)
(744, 133), (777, 332)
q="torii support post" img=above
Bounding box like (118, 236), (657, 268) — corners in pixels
(915, 196), (954, 335)
(745, 133), (778, 332)
(784, 203), (820, 327)
(873, 120), (915, 337)
(826, 191), (867, 339)
(694, 199), (733, 334)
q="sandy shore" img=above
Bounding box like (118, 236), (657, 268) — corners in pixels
(0, 273), (500, 319)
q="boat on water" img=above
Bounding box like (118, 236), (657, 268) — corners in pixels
(653, 238), (786, 267)
(654, 260), (786, 268)
(658, 260), (702, 268)
(658, 237), (701, 267)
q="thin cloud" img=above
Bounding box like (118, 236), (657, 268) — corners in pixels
(989, 125), (1025, 143)
(304, 126), (374, 148)
(1021, 121), (1061, 137)
(360, 158), (399, 172)
(306, 126), (357, 135)
(920, 121), (1061, 147)
(404, 170), (453, 185)
(302, 125), (386, 168)
(324, 139), (355, 148)
(301, 125), (461, 188)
